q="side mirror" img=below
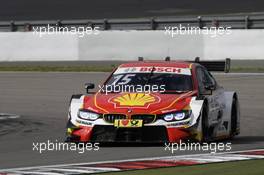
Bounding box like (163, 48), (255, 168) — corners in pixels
(204, 84), (215, 91)
(200, 83), (215, 96)
(85, 83), (95, 93)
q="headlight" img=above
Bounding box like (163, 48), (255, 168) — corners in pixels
(78, 110), (100, 121)
(162, 111), (190, 122)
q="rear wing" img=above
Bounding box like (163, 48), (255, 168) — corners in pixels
(137, 57), (231, 73)
(193, 57), (231, 73)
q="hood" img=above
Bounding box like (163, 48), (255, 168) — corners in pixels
(83, 92), (195, 115)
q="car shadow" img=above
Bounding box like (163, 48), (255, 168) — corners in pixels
(98, 142), (164, 147)
(97, 136), (264, 147)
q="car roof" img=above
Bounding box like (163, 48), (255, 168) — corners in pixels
(119, 61), (193, 69)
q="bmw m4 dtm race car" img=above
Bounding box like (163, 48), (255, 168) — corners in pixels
(66, 58), (240, 143)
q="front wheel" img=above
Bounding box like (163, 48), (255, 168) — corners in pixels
(195, 102), (210, 142)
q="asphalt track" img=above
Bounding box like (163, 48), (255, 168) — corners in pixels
(1, 0), (264, 21)
(0, 72), (263, 169)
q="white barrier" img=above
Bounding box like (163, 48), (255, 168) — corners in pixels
(0, 30), (264, 61)
(79, 31), (204, 60)
(0, 32), (78, 61)
(203, 30), (264, 60)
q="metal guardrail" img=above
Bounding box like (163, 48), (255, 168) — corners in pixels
(1, 14), (264, 31)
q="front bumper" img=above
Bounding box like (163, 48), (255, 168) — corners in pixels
(66, 124), (191, 143)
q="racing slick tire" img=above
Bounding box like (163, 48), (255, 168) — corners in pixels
(197, 101), (210, 143)
(230, 96), (238, 138)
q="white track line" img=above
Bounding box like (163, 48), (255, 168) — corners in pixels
(0, 113), (20, 120)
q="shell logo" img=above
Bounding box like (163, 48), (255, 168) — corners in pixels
(112, 93), (157, 107)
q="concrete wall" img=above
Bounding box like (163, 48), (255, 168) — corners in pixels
(78, 31), (204, 61)
(203, 30), (264, 60)
(0, 30), (264, 61)
(0, 32), (78, 61)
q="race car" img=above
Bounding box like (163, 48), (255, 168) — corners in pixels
(66, 58), (240, 143)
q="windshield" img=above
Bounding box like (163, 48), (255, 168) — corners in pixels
(104, 71), (193, 93)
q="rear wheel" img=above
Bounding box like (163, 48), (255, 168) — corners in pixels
(230, 97), (238, 137)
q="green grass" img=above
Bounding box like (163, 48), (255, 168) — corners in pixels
(231, 67), (264, 73)
(94, 159), (264, 175)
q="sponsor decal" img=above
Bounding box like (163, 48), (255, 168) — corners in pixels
(167, 120), (190, 127)
(110, 93), (160, 108)
(76, 119), (93, 126)
(114, 67), (191, 75)
(114, 119), (143, 128)
(127, 109), (133, 113)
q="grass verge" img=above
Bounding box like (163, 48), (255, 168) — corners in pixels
(231, 67), (264, 73)
(90, 159), (264, 175)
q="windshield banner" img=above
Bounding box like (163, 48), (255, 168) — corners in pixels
(114, 67), (191, 75)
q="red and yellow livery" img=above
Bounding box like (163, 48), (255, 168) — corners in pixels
(66, 60), (240, 143)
